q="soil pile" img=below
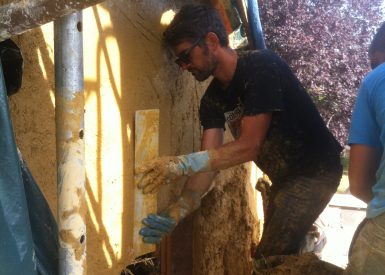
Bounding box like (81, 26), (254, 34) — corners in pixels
(255, 253), (343, 275)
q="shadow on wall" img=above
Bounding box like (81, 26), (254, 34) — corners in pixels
(10, 24), (121, 274)
(9, 28), (57, 216)
(86, 2), (200, 274)
(10, 0), (194, 274)
(83, 5), (131, 272)
(85, 3), (168, 273)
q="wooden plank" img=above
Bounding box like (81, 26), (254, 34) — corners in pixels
(0, 0), (106, 42)
(161, 236), (171, 275)
(329, 194), (367, 210)
(133, 109), (159, 257)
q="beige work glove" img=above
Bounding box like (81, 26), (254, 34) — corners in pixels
(135, 151), (211, 194)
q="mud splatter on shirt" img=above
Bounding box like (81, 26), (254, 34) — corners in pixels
(199, 50), (342, 182)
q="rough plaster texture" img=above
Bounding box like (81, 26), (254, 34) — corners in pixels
(0, 0), (106, 42)
(194, 163), (260, 275)
(7, 0), (260, 274)
(0, 0), (13, 5)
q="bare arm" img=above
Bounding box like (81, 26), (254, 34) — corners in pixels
(137, 113), (271, 195)
(138, 114), (271, 243)
(208, 113), (271, 171)
(184, 113), (271, 195)
(349, 144), (382, 203)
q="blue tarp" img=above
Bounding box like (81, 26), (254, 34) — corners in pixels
(0, 59), (58, 274)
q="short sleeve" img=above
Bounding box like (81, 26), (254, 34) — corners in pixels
(348, 81), (382, 148)
(199, 92), (226, 130)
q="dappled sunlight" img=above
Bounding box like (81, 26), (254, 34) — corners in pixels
(100, 37), (122, 99)
(85, 187), (100, 233)
(39, 23), (56, 107)
(93, 5), (124, 264)
(103, 242), (114, 267)
(11, 2), (181, 273)
(160, 9), (176, 26)
(81, 4), (128, 272)
(85, 177), (118, 270)
(250, 162), (264, 240)
(36, 49), (48, 80)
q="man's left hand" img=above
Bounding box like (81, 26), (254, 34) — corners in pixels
(139, 214), (176, 244)
(139, 189), (201, 244)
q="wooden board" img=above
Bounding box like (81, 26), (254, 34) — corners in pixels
(133, 109), (159, 257)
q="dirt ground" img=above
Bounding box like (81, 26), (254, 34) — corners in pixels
(255, 253), (343, 275)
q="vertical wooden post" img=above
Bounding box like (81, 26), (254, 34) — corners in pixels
(0, 0), (106, 42)
(134, 109), (159, 257)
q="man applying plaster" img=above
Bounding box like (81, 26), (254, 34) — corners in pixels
(136, 4), (342, 261)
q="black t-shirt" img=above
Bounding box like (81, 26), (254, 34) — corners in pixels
(199, 50), (342, 182)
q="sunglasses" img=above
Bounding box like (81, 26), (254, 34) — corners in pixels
(175, 37), (202, 66)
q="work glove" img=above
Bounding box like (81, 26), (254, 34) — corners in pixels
(139, 190), (201, 244)
(136, 151), (210, 194)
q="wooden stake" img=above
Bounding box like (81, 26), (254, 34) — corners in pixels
(133, 109), (159, 257)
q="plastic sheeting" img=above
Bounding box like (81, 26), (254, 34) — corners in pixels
(20, 152), (59, 275)
(0, 39), (23, 96)
(0, 57), (58, 273)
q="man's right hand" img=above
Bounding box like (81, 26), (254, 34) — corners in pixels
(135, 152), (211, 194)
(135, 156), (184, 194)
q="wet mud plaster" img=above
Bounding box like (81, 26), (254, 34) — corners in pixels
(59, 229), (86, 261)
(56, 89), (86, 274)
(194, 164), (259, 275)
(0, 0), (105, 41)
(7, 1), (196, 273)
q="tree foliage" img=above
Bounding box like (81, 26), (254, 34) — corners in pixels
(258, 0), (384, 144)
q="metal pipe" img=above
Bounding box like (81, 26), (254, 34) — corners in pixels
(247, 0), (266, 49)
(54, 12), (86, 275)
(0, 0), (105, 42)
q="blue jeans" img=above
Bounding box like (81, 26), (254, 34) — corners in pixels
(345, 212), (385, 275)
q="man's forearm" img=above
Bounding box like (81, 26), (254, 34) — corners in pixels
(351, 188), (373, 203)
(184, 171), (218, 197)
(139, 171), (217, 244)
(207, 114), (270, 171)
(349, 144), (382, 203)
(208, 138), (260, 172)
(173, 139), (257, 177)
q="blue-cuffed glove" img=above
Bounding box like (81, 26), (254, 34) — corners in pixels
(136, 151), (211, 194)
(139, 214), (176, 244)
(139, 190), (201, 243)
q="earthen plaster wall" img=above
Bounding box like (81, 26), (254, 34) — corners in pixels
(7, 0), (260, 274)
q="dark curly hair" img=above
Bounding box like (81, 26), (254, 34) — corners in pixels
(163, 4), (228, 48)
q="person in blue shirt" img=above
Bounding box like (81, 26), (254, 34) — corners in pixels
(346, 22), (385, 274)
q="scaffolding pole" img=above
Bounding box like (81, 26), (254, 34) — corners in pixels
(54, 12), (86, 275)
(247, 0), (266, 50)
(0, 0), (105, 42)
